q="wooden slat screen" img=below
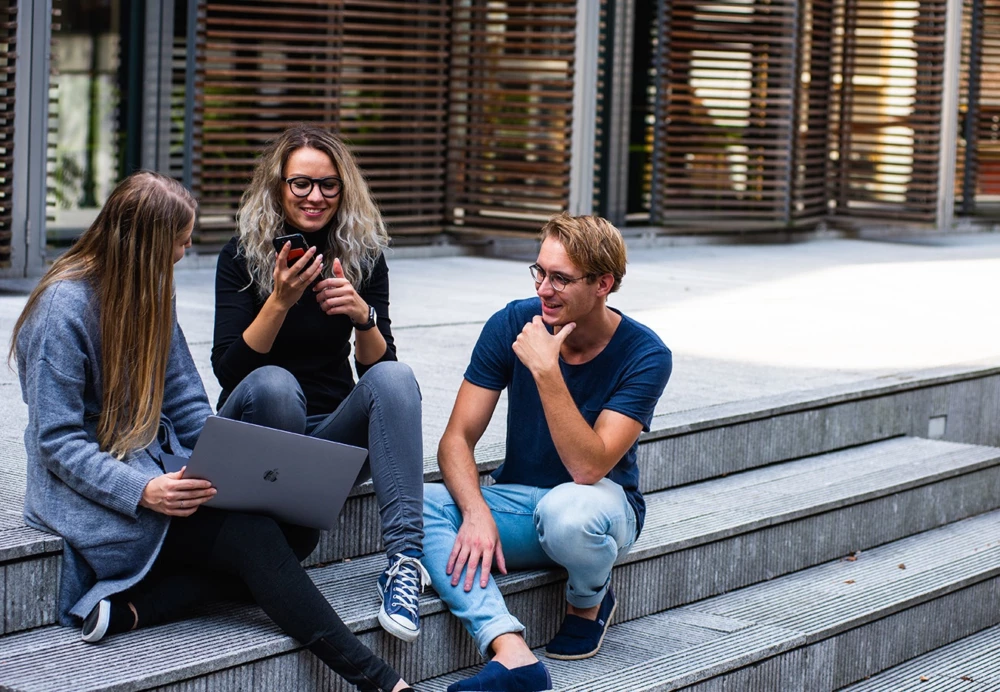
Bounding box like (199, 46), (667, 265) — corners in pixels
(0, 0), (15, 268)
(197, 0), (449, 244)
(970, 1), (1000, 209)
(170, 30), (188, 183)
(955, 0), (975, 211)
(651, 1), (801, 229)
(958, 0), (1000, 213)
(339, 1), (450, 235)
(790, 1), (835, 222)
(446, 0), (576, 235)
(829, 0), (947, 222)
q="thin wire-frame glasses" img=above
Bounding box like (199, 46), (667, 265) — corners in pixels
(528, 263), (590, 292)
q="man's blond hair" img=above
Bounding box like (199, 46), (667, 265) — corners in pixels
(539, 213), (627, 292)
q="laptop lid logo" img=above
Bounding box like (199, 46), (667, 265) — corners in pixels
(263, 469), (280, 483)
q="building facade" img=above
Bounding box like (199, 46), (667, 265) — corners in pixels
(0, 0), (995, 276)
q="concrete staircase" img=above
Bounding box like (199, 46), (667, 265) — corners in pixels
(0, 364), (998, 690)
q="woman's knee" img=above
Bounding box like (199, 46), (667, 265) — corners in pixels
(359, 361), (421, 402)
(228, 366), (306, 432)
(245, 366), (304, 405)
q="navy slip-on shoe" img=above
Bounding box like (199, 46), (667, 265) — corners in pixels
(544, 585), (617, 660)
(446, 661), (552, 692)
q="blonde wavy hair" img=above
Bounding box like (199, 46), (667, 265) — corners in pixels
(236, 125), (388, 300)
(10, 171), (196, 458)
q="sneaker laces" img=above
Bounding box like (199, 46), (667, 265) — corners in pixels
(384, 554), (432, 618)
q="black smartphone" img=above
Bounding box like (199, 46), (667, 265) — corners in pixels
(272, 233), (310, 266)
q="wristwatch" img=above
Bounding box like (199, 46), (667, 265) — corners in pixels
(352, 305), (377, 331)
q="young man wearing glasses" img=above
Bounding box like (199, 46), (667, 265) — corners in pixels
(423, 213), (672, 691)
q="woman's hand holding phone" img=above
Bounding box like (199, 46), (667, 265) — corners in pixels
(272, 240), (323, 311)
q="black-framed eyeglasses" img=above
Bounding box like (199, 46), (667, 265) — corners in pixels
(528, 263), (591, 292)
(285, 176), (343, 199)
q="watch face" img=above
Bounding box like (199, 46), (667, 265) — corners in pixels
(354, 305), (377, 330)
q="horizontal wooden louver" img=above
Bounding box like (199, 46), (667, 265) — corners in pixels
(0, 1), (14, 268)
(338, 1), (450, 236)
(829, 0), (947, 222)
(197, 0), (449, 244)
(170, 30), (188, 183)
(447, 0), (576, 236)
(954, 0), (974, 212)
(958, 0), (1000, 213)
(790, 0), (835, 223)
(971, 0), (1000, 209)
(652, 1), (801, 229)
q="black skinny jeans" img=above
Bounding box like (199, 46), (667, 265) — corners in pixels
(123, 507), (400, 692)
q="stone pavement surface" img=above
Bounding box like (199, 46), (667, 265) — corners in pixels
(1, 234), (999, 469)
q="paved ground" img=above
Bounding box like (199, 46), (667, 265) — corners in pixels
(2, 233), (1000, 464)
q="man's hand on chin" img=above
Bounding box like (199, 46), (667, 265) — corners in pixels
(513, 316), (576, 377)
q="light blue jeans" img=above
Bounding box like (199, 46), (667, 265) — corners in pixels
(423, 478), (637, 656)
(218, 363), (424, 557)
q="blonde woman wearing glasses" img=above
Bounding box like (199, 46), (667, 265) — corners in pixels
(211, 125), (428, 648)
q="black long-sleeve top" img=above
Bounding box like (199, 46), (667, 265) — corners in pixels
(211, 233), (397, 417)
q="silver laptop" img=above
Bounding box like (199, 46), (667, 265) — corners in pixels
(160, 416), (368, 531)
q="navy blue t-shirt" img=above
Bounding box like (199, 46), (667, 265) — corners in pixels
(464, 298), (672, 533)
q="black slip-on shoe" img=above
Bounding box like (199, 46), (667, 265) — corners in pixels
(80, 599), (112, 643)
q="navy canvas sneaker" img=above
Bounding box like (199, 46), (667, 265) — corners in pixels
(376, 553), (431, 642)
(544, 585), (617, 660)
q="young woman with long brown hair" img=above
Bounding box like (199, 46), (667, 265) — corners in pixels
(11, 171), (415, 692)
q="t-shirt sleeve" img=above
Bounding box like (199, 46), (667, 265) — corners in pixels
(464, 307), (515, 391)
(603, 345), (672, 432)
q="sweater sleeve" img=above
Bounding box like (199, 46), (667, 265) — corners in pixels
(356, 252), (398, 378)
(162, 315), (213, 450)
(20, 285), (155, 517)
(211, 240), (270, 392)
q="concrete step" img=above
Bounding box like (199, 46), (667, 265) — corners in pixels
(0, 436), (997, 690)
(841, 622), (1000, 691)
(421, 510), (1000, 691)
(1, 361), (997, 637)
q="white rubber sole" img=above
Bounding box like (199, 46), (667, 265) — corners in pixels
(80, 599), (111, 643)
(375, 584), (420, 643)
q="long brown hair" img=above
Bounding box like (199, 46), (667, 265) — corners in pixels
(9, 171), (196, 458)
(236, 124), (387, 300)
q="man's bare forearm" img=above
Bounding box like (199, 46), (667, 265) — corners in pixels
(533, 367), (614, 484)
(438, 433), (491, 517)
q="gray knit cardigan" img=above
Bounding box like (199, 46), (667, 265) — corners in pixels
(16, 278), (212, 624)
